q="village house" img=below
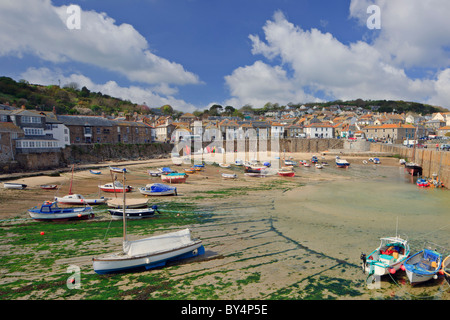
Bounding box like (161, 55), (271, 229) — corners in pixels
(270, 122), (285, 138)
(0, 122), (24, 162)
(304, 122), (334, 138)
(218, 118), (239, 140)
(284, 123), (303, 138)
(437, 126), (450, 137)
(57, 115), (116, 144)
(363, 124), (426, 142)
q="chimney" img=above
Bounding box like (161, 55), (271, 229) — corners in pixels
(53, 106), (56, 115)
(21, 105), (26, 110)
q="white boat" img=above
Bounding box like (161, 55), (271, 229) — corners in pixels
(219, 163), (231, 168)
(221, 173), (237, 179)
(235, 159), (244, 166)
(335, 156), (350, 168)
(3, 182), (27, 189)
(139, 183), (177, 196)
(54, 194), (107, 205)
(315, 164), (323, 169)
(147, 170), (161, 177)
(93, 170), (204, 274)
(403, 248), (442, 284)
(109, 166), (128, 173)
(361, 236), (410, 276)
(99, 181), (133, 193)
(284, 160), (297, 166)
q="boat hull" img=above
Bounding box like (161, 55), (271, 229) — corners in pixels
(108, 208), (156, 220)
(161, 175), (187, 183)
(28, 208), (94, 221)
(139, 188), (177, 196)
(403, 249), (442, 284)
(3, 183), (27, 189)
(404, 164), (422, 176)
(99, 187), (132, 193)
(55, 197), (106, 205)
(93, 242), (204, 274)
(40, 185), (57, 190)
(277, 172), (295, 177)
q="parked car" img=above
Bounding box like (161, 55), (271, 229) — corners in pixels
(440, 144), (450, 151)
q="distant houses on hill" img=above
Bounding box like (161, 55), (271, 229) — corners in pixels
(1, 103), (449, 165)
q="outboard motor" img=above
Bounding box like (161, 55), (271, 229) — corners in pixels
(360, 253), (367, 273)
(152, 205), (161, 214)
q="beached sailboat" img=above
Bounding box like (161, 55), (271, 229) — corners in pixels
(55, 193), (107, 205)
(99, 181), (133, 193)
(403, 248), (442, 284)
(28, 201), (94, 221)
(93, 168), (205, 274)
(139, 183), (177, 196)
(361, 236), (410, 276)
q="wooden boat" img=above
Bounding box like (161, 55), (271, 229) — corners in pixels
(109, 166), (128, 173)
(361, 236), (410, 276)
(219, 163), (231, 168)
(90, 170), (102, 175)
(403, 248), (442, 284)
(55, 194), (107, 205)
(277, 170), (295, 177)
(108, 206), (160, 220)
(139, 183), (177, 196)
(335, 157), (350, 168)
(107, 198), (149, 209)
(442, 255), (450, 285)
(161, 173), (187, 183)
(93, 170), (204, 274)
(221, 173), (237, 179)
(99, 181), (133, 193)
(28, 201), (94, 221)
(3, 183), (27, 189)
(40, 184), (58, 190)
(315, 164), (323, 169)
(184, 168), (195, 174)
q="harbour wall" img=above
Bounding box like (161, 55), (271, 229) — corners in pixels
(370, 144), (450, 188)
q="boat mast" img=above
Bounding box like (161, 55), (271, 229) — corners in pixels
(122, 169), (127, 242)
(68, 164), (74, 195)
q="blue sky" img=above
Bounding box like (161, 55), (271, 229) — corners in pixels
(1, 0), (449, 112)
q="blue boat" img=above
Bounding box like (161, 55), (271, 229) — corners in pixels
(90, 170), (101, 175)
(311, 156), (318, 163)
(28, 201), (94, 221)
(403, 248), (442, 284)
(139, 183), (177, 196)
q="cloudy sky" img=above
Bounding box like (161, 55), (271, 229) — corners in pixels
(1, 0), (450, 112)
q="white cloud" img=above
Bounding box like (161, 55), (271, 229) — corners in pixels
(225, 10), (450, 109)
(0, 0), (200, 86)
(20, 67), (199, 112)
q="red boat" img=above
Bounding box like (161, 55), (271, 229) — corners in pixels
(40, 185), (58, 190)
(277, 171), (295, 177)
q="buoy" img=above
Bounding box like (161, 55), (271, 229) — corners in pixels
(400, 265), (406, 271)
(77, 214), (82, 217)
(40, 231), (45, 235)
(389, 268), (396, 274)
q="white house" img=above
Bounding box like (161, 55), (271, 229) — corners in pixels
(270, 122), (285, 138)
(304, 123), (334, 138)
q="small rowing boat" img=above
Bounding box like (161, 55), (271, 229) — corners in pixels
(3, 182), (27, 189)
(40, 184), (58, 190)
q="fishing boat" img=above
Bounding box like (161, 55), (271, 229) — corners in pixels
(147, 170), (161, 177)
(277, 170), (295, 177)
(40, 184), (58, 190)
(403, 248), (442, 284)
(399, 159), (406, 165)
(219, 163), (231, 168)
(221, 173), (237, 179)
(361, 236), (410, 277)
(99, 181), (133, 193)
(93, 169), (204, 274)
(416, 178), (430, 187)
(159, 167), (175, 174)
(315, 164), (323, 169)
(108, 206), (160, 220)
(90, 170), (102, 175)
(184, 168), (195, 174)
(235, 159), (244, 166)
(442, 255), (450, 285)
(139, 183), (177, 196)
(335, 156), (350, 168)
(284, 159), (297, 166)
(311, 156), (318, 163)
(28, 201), (94, 221)
(303, 162), (311, 167)
(3, 182), (27, 189)
(373, 158), (380, 164)
(109, 166), (128, 173)
(161, 172), (187, 183)
(55, 194), (107, 205)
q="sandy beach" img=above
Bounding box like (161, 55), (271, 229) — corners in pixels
(0, 152), (449, 300)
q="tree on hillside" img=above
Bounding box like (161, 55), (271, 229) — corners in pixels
(160, 104), (174, 115)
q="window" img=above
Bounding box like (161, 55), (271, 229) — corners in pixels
(97, 127), (101, 134)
